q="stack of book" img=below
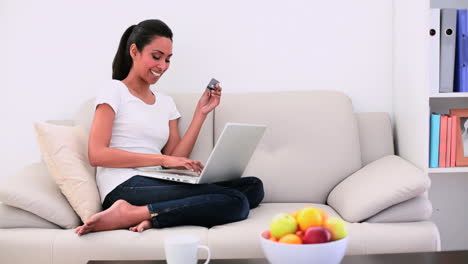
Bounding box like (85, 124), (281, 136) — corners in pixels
(429, 113), (458, 168)
(430, 9), (468, 93)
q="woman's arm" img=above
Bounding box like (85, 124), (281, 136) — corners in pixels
(89, 103), (204, 172)
(162, 85), (222, 158)
(88, 103), (167, 167)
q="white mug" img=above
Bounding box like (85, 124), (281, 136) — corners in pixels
(164, 235), (211, 264)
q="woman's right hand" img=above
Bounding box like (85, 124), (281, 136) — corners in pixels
(162, 156), (204, 174)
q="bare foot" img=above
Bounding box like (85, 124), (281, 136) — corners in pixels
(129, 219), (153, 232)
(75, 200), (149, 236)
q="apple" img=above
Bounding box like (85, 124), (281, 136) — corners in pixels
(324, 217), (348, 241)
(302, 226), (331, 244)
(261, 230), (271, 239)
(270, 213), (298, 239)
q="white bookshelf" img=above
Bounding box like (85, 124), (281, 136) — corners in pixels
(394, 0), (468, 251)
(430, 92), (468, 98)
(428, 167), (468, 174)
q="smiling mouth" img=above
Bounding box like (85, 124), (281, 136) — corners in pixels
(151, 70), (161, 77)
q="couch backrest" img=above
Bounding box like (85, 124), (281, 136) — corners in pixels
(168, 93), (213, 163)
(74, 91), (395, 204)
(213, 91), (362, 203)
(355, 112), (394, 166)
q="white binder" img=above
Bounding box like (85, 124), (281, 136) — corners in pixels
(430, 9), (441, 95)
(440, 9), (457, 93)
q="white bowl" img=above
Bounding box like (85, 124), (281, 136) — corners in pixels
(260, 234), (348, 264)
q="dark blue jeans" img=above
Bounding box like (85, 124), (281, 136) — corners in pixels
(102, 176), (264, 228)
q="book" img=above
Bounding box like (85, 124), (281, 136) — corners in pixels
(430, 113), (441, 168)
(439, 115), (448, 167)
(451, 116), (458, 167)
(455, 9), (468, 92)
(446, 116), (452, 167)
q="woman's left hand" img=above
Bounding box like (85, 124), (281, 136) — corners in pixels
(196, 83), (222, 116)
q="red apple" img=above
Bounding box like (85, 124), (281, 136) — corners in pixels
(262, 230), (271, 239)
(302, 226), (331, 244)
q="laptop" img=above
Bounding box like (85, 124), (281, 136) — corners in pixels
(135, 122), (266, 184)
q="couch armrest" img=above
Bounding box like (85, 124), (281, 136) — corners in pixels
(364, 192), (432, 223)
(327, 155), (430, 223)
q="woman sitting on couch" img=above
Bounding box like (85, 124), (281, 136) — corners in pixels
(75, 19), (264, 235)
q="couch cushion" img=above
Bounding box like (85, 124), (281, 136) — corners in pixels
(0, 229), (62, 264)
(0, 162), (81, 228)
(214, 91), (362, 203)
(0, 202), (60, 229)
(207, 203), (342, 259)
(346, 221), (440, 254)
(53, 227), (209, 264)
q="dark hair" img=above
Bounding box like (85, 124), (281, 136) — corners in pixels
(112, 19), (173, 80)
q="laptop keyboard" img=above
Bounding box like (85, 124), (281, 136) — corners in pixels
(163, 174), (198, 183)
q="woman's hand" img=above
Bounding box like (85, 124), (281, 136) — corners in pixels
(162, 156), (204, 174)
(196, 84), (222, 116)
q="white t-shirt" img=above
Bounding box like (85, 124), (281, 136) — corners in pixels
(94, 80), (181, 202)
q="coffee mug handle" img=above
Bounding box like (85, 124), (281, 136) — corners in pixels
(198, 245), (211, 264)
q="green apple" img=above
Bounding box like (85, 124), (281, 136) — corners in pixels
(324, 217), (348, 240)
(270, 213), (298, 239)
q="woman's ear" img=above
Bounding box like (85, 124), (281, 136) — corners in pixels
(129, 43), (138, 59)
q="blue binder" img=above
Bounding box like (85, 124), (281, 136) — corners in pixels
(430, 113), (441, 168)
(455, 9), (468, 92)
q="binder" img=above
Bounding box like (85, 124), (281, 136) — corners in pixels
(440, 9), (457, 93)
(455, 9), (468, 92)
(430, 9), (441, 95)
(439, 115), (448, 167)
(430, 113), (441, 168)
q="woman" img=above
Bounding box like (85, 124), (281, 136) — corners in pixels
(75, 19), (264, 235)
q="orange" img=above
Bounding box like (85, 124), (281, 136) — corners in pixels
(278, 234), (302, 244)
(296, 207), (324, 231)
(269, 236), (278, 242)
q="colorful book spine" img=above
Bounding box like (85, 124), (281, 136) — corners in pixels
(446, 116), (452, 167)
(451, 116), (458, 167)
(439, 115), (448, 167)
(430, 113), (441, 168)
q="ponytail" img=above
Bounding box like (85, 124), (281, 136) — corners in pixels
(112, 20), (173, 81)
(112, 25), (136, 81)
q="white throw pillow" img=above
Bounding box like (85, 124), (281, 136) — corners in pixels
(0, 162), (81, 228)
(0, 202), (60, 229)
(34, 122), (102, 223)
(327, 155), (430, 222)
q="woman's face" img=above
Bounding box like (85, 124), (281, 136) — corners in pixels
(130, 36), (173, 84)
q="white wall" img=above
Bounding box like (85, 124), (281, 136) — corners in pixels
(1, 0), (393, 177)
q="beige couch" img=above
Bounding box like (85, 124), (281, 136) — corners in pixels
(0, 91), (440, 263)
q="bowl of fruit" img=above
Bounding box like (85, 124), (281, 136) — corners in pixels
(260, 206), (348, 264)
